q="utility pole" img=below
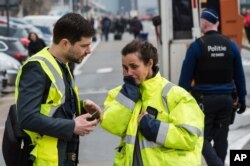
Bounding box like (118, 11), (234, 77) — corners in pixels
(5, 0), (10, 36)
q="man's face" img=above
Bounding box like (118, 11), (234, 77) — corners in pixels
(200, 19), (207, 34)
(66, 37), (92, 64)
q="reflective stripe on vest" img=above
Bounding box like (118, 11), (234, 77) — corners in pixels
(176, 124), (203, 137)
(161, 82), (175, 113)
(159, 82), (202, 143)
(29, 56), (66, 117)
(124, 135), (136, 144)
(156, 122), (169, 144)
(140, 139), (161, 149)
(116, 92), (136, 111)
(123, 135), (161, 149)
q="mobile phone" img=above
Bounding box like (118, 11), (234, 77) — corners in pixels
(146, 106), (158, 119)
(87, 111), (100, 121)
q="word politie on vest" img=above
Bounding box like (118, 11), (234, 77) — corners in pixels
(207, 45), (227, 58)
(207, 45), (227, 52)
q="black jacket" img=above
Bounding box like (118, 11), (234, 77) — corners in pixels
(17, 61), (79, 165)
(28, 39), (46, 56)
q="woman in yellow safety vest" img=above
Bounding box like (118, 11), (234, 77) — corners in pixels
(101, 40), (204, 166)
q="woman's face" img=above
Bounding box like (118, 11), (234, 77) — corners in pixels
(30, 33), (37, 41)
(122, 52), (153, 84)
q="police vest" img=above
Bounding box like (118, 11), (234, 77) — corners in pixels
(194, 33), (233, 85)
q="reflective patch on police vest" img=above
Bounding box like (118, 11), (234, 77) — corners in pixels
(207, 45), (227, 58)
(207, 45), (227, 52)
(211, 52), (225, 57)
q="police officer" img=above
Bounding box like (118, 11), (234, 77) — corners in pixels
(179, 8), (247, 166)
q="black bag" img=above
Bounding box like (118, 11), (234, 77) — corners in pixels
(2, 104), (34, 166)
(114, 33), (122, 40)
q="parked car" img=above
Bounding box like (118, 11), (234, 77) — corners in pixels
(34, 25), (52, 45)
(23, 15), (60, 32)
(0, 36), (28, 63)
(0, 52), (21, 86)
(0, 24), (29, 47)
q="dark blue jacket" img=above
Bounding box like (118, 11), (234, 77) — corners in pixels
(179, 31), (246, 103)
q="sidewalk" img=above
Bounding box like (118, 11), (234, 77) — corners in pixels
(242, 36), (250, 50)
(223, 34), (250, 164)
(221, 34), (250, 163)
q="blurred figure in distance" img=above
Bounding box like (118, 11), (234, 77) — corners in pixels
(28, 32), (46, 56)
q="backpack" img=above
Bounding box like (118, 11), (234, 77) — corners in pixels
(2, 104), (34, 166)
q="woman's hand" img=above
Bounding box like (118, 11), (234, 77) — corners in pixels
(138, 111), (148, 123)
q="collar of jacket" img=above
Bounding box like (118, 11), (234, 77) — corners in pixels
(140, 71), (164, 97)
(205, 30), (219, 35)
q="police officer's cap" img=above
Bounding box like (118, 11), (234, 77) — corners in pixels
(201, 8), (219, 24)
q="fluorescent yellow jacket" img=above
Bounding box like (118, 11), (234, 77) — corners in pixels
(15, 48), (81, 166)
(101, 72), (204, 166)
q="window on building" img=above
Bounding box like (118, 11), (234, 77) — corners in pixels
(172, 0), (193, 39)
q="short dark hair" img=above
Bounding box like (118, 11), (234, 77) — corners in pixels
(121, 40), (158, 67)
(53, 13), (95, 44)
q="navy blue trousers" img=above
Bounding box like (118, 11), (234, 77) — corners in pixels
(200, 94), (233, 166)
(63, 160), (76, 166)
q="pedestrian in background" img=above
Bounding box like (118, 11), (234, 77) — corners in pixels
(101, 40), (204, 165)
(243, 9), (250, 43)
(101, 16), (112, 41)
(179, 8), (247, 166)
(130, 16), (143, 39)
(15, 13), (101, 166)
(27, 32), (46, 56)
(88, 15), (97, 42)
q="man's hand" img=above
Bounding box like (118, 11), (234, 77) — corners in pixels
(83, 99), (102, 120)
(73, 113), (98, 136)
(120, 76), (140, 102)
(237, 100), (246, 114)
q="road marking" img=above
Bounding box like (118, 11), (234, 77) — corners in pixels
(96, 67), (113, 73)
(74, 38), (101, 76)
